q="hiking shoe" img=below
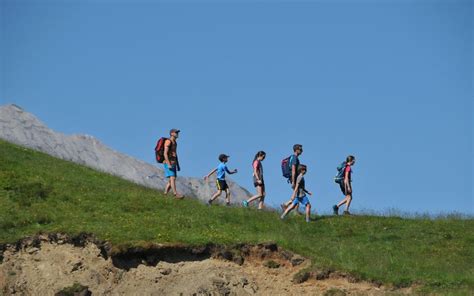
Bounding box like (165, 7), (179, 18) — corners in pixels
(343, 211), (351, 216)
(207, 199), (212, 206)
(280, 204), (287, 211)
(306, 218), (310, 223)
(226, 202), (231, 207)
(332, 205), (339, 215)
(242, 200), (249, 208)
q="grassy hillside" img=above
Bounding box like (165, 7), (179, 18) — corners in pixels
(1, 139), (473, 295)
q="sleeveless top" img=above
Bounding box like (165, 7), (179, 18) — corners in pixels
(252, 160), (264, 183)
(167, 139), (177, 162)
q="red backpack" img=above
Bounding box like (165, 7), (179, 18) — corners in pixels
(154, 137), (168, 163)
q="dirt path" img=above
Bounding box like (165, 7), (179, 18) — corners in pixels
(0, 235), (410, 295)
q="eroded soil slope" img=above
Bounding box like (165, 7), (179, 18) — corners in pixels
(0, 234), (410, 296)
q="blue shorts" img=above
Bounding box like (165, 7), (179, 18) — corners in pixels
(292, 195), (310, 207)
(164, 163), (177, 178)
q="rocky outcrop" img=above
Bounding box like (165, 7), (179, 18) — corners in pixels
(0, 104), (251, 203)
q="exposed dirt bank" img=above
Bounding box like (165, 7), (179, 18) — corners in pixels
(0, 233), (411, 295)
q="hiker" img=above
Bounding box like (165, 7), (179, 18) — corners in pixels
(280, 144), (303, 212)
(242, 151), (266, 209)
(280, 164), (313, 222)
(163, 129), (183, 199)
(333, 155), (356, 215)
(204, 154), (238, 206)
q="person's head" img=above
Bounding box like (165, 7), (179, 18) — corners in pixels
(293, 144), (303, 156)
(346, 155), (356, 166)
(219, 154), (230, 163)
(170, 128), (180, 139)
(254, 151), (266, 161)
(298, 164), (307, 175)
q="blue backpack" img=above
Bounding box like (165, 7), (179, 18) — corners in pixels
(281, 155), (295, 179)
(334, 162), (347, 184)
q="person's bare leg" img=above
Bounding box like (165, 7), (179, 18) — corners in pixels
(281, 203), (296, 219)
(288, 198), (301, 214)
(210, 190), (222, 203)
(345, 195), (352, 212)
(258, 194), (265, 210)
(337, 197), (348, 208)
(170, 176), (176, 194)
(170, 177), (183, 198)
(282, 197), (296, 211)
(225, 189), (231, 205)
(247, 186), (263, 204)
(283, 200), (300, 215)
(164, 181), (171, 195)
(295, 203), (302, 215)
(247, 194), (262, 204)
(285, 193), (300, 214)
(305, 204), (311, 222)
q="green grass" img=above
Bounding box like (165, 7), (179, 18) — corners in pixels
(1, 139), (473, 295)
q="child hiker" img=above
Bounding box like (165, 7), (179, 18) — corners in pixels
(242, 151), (266, 209)
(280, 164), (313, 222)
(333, 155), (356, 215)
(204, 154), (238, 206)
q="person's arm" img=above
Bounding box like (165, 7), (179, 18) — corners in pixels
(344, 168), (352, 194)
(225, 166), (238, 174)
(304, 188), (313, 196)
(204, 168), (217, 180)
(291, 164), (297, 187)
(290, 182), (299, 201)
(163, 140), (171, 165)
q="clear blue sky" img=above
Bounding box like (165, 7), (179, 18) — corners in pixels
(1, 0), (472, 215)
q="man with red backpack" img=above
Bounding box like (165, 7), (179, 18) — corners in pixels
(155, 129), (183, 199)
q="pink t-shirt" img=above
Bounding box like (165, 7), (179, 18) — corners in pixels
(253, 160), (264, 181)
(345, 165), (352, 181)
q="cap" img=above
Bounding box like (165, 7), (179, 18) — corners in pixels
(170, 128), (180, 134)
(218, 154), (230, 161)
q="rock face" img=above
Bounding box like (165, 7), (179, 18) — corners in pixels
(0, 104), (251, 203)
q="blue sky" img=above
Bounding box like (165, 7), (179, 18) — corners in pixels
(1, 0), (472, 214)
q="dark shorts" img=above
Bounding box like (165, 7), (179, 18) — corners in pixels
(216, 179), (229, 191)
(340, 182), (352, 196)
(254, 181), (265, 190)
